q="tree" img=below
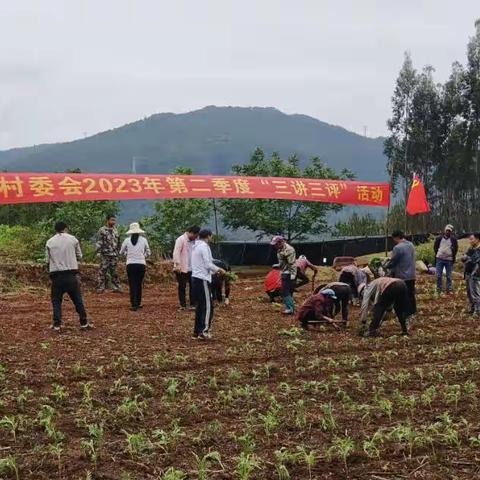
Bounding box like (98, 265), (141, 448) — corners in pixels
(333, 213), (383, 237)
(219, 148), (354, 241)
(143, 167), (212, 251)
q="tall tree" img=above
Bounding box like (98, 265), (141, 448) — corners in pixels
(219, 148), (354, 241)
(143, 167), (212, 251)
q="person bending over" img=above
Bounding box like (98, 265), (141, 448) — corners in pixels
(359, 277), (409, 337)
(315, 282), (352, 326)
(295, 255), (318, 289)
(296, 289), (337, 330)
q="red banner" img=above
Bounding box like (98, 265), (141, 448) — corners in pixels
(0, 173), (390, 207)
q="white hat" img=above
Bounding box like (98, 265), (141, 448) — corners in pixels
(445, 224), (454, 232)
(126, 222), (145, 235)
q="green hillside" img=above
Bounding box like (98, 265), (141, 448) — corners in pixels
(0, 106), (387, 180)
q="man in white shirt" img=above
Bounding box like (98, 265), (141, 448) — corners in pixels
(46, 221), (92, 331)
(191, 229), (225, 339)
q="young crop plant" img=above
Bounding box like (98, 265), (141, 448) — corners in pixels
(236, 452), (260, 480)
(16, 387), (34, 410)
(420, 385), (437, 410)
(81, 423), (104, 466)
(193, 451), (224, 480)
(48, 442), (64, 473)
(117, 395), (147, 420)
(0, 455), (19, 480)
(71, 362), (86, 378)
(319, 403), (337, 432)
(82, 382), (95, 408)
(294, 400), (307, 429)
(0, 415), (20, 442)
(443, 384), (462, 410)
(234, 432), (256, 455)
(326, 435), (355, 472)
(123, 431), (153, 458)
(296, 446), (317, 480)
(376, 397), (393, 420)
(152, 420), (185, 453)
(51, 384), (69, 403)
(362, 431), (384, 459)
(165, 377), (180, 401)
(160, 467), (186, 480)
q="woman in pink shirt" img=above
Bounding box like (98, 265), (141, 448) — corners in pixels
(173, 226), (200, 309)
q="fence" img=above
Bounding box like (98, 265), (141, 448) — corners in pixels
(210, 234), (430, 266)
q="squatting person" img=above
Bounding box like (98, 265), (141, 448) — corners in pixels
(96, 214), (122, 293)
(264, 266), (282, 303)
(271, 236), (297, 315)
(360, 277), (409, 337)
(434, 224), (458, 295)
(385, 230), (417, 318)
(296, 289), (338, 330)
(212, 259), (231, 305)
(46, 221), (92, 331)
(120, 222), (151, 311)
(462, 232), (480, 316)
(315, 281), (352, 326)
(191, 229), (225, 339)
(173, 226), (200, 310)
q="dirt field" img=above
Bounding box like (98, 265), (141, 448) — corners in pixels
(1, 273), (480, 479)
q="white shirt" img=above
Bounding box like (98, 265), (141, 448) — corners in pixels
(46, 233), (82, 273)
(120, 236), (151, 265)
(191, 240), (219, 282)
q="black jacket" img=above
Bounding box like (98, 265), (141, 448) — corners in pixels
(434, 235), (458, 263)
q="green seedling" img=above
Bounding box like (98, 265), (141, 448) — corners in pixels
(236, 452), (259, 480)
(193, 451), (223, 480)
(0, 455), (19, 480)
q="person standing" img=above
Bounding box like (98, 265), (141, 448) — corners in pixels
(46, 221), (92, 332)
(434, 224), (458, 294)
(462, 233), (480, 316)
(173, 226), (200, 310)
(271, 236), (297, 315)
(96, 214), (121, 294)
(191, 229), (225, 339)
(120, 223), (151, 311)
(359, 277), (409, 337)
(385, 230), (417, 318)
(295, 255), (318, 289)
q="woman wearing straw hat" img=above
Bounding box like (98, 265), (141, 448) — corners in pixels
(120, 222), (151, 311)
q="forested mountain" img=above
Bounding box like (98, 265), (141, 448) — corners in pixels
(0, 106), (387, 181)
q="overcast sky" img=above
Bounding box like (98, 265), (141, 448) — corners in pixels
(0, 0), (479, 150)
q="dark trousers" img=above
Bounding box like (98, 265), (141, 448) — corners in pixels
(176, 271), (193, 307)
(404, 279), (417, 317)
(192, 277), (214, 336)
(267, 289), (281, 302)
(295, 270), (309, 289)
(51, 271), (88, 327)
(333, 285), (351, 323)
(127, 263), (146, 308)
(281, 273), (294, 297)
(339, 271), (357, 298)
(369, 282), (408, 334)
(212, 278), (231, 303)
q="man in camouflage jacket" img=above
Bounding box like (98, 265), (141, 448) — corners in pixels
(96, 214), (121, 293)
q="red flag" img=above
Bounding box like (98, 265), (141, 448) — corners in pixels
(406, 175), (430, 215)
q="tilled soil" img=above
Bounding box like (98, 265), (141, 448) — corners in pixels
(1, 275), (480, 479)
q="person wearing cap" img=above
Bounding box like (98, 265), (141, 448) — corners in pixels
(46, 221), (92, 332)
(191, 229), (226, 339)
(296, 289), (337, 330)
(384, 230), (417, 318)
(295, 255), (318, 289)
(270, 236), (297, 314)
(314, 282), (352, 326)
(359, 277), (409, 337)
(120, 223), (151, 311)
(434, 225), (458, 294)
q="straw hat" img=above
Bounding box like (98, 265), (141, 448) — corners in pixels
(126, 222), (145, 235)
